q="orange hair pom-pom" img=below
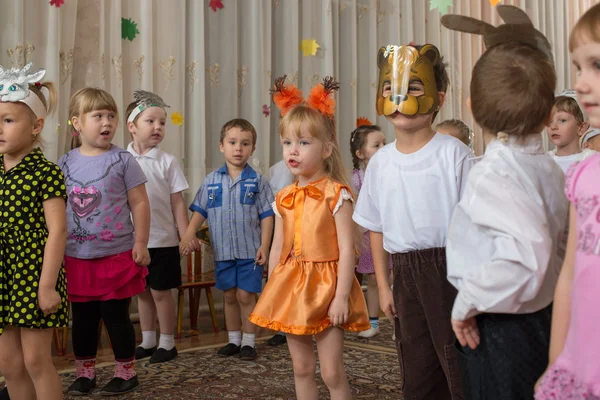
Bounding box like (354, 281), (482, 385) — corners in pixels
(356, 117), (372, 127)
(271, 75), (304, 116)
(306, 76), (339, 117)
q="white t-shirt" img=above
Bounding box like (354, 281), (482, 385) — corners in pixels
(548, 150), (581, 173)
(127, 143), (189, 248)
(353, 132), (473, 253)
(447, 135), (569, 320)
(265, 159), (294, 195)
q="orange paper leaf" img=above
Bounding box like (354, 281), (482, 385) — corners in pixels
(357, 117), (372, 127)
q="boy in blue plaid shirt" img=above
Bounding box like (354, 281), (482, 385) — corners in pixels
(180, 119), (274, 361)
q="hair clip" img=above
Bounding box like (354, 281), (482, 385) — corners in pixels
(34, 82), (41, 88)
(67, 119), (72, 126)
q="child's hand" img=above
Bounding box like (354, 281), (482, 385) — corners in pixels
(452, 317), (480, 350)
(38, 287), (61, 316)
(132, 242), (151, 266)
(179, 234), (200, 256)
(328, 296), (349, 327)
(379, 286), (397, 321)
(255, 246), (269, 266)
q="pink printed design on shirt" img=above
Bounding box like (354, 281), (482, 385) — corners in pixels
(69, 186), (102, 218)
(115, 222), (124, 230)
(576, 196), (599, 223)
(114, 206), (122, 214)
(104, 216), (112, 223)
(100, 230), (114, 242)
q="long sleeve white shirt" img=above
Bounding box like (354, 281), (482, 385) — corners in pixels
(446, 134), (569, 321)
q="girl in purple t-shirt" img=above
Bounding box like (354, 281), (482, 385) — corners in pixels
(58, 88), (151, 396)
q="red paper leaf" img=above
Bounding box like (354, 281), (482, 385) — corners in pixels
(209, 0), (224, 12)
(49, 0), (64, 7)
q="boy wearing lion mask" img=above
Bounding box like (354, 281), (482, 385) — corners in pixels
(353, 43), (472, 400)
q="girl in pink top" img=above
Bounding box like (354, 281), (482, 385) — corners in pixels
(536, 4), (600, 398)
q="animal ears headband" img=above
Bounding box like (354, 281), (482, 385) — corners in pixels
(127, 90), (170, 123)
(0, 61), (48, 119)
(270, 75), (340, 134)
(441, 5), (553, 61)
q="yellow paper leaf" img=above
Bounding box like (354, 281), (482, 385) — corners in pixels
(489, 0), (501, 5)
(171, 112), (184, 126)
(300, 39), (320, 57)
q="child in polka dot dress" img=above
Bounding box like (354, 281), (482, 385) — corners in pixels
(59, 88), (151, 396)
(0, 63), (68, 399)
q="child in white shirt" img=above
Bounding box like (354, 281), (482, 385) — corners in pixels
(547, 91), (589, 172)
(353, 43), (472, 400)
(442, 8), (569, 400)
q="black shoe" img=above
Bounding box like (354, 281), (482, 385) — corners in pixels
(0, 387), (9, 400)
(239, 345), (257, 361)
(149, 347), (178, 363)
(67, 377), (97, 396)
(217, 343), (241, 357)
(135, 346), (156, 360)
(99, 376), (139, 396)
(266, 333), (287, 346)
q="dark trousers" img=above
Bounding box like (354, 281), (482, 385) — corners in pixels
(71, 298), (136, 361)
(456, 305), (552, 400)
(392, 248), (463, 400)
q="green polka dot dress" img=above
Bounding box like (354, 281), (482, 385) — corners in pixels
(0, 148), (69, 335)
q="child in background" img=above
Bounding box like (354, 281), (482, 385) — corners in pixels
(353, 44), (471, 400)
(60, 88), (151, 396)
(0, 63), (67, 400)
(536, 4), (600, 398)
(547, 92), (589, 172)
(436, 118), (473, 148)
(180, 119), (274, 361)
(349, 124), (390, 338)
(250, 76), (369, 399)
(126, 90), (189, 363)
(263, 158), (294, 347)
(581, 128), (600, 152)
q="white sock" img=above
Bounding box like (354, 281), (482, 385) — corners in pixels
(141, 331), (157, 349)
(228, 330), (242, 346)
(158, 334), (175, 351)
(241, 333), (256, 348)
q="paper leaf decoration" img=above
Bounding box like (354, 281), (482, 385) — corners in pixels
(49, 0), (64, 7)
(357, 117), (372, 127)
(171, 112), (184, 126)
(429, 0), (453, 15)
(209, 0), (224, 12)
(262, 104), (270, 117)
(121, 18), (140, 41)
(489, 0), (501, 5)
(300, 39), (320, 57)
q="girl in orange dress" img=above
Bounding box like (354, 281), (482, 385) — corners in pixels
(249, 77), (369, 399)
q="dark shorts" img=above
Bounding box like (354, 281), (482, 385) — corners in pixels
(146, 246), (182, 290)
(214, 258), (263, 293)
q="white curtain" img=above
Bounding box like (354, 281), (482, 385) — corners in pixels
(2, 0), (598, 180)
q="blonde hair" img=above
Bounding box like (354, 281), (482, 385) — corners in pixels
(23, 82), (58, 147)
(279, 105), (349, 188)
(436, 119), (472, 146)
(68, 88), (118, 149)
(569, 3), (600, 52)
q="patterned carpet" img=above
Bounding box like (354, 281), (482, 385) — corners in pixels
(60, 320), (401, 399)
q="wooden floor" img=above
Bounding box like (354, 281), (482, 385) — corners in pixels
(52, 307), (275, 372)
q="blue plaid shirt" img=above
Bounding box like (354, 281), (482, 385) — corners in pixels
(190, 164), (275, 261)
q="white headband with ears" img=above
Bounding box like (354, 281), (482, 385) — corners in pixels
(0, 62), (48, 119)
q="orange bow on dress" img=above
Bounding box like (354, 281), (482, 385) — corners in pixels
(280, 184), (323, 257)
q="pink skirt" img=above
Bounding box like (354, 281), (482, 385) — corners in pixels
(536, 364), (600, 400)
(64, 250), (148, 302)
(357, 231), (392, 274)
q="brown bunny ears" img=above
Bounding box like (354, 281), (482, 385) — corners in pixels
(441, 5), (553, 61)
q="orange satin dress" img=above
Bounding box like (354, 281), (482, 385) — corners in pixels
(249, 177), (369, 335)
